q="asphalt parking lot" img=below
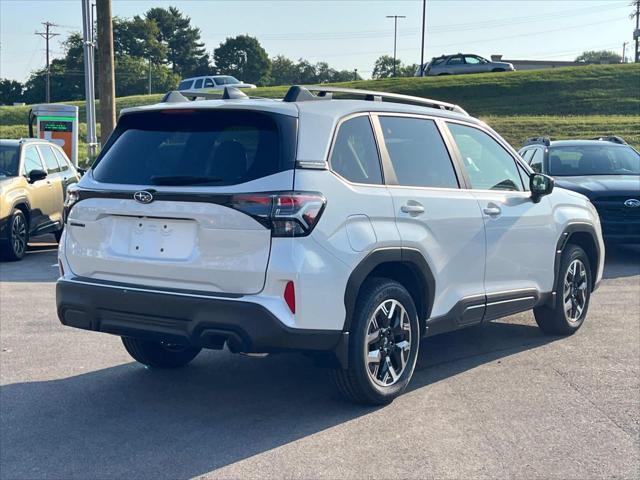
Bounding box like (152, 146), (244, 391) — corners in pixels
(0, 237), (638, 480)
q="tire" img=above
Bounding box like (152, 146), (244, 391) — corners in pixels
(1, 209), (28, 261)
(54, 228), (63, 243)
(333, 278), (420, 405)
(534, 244), (592, 335)
(121, 337), (201, 368)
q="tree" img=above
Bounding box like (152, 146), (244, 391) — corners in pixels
(270, 55), (299, 86)
(113, 16), (166, 64)
(372, 55), (402, 79)
(114, 56), (180, 96)
(146, 6), (211, 77)
(214, 35), (271, 85)
(0, 79), (24, 105)
(575, 50), (622, 64)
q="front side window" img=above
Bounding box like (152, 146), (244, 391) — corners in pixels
(529, 149), (543, 173)
(330, 116), (382, 185)
(23, 146), (44, 175)
(92, 110), (296, 186)
(204, 78), (215, 88)
(548, 145), (640, 176)
(464, 56), (482, 65)
(448, 123), (523, 191)
(38, 145), (61, 173)
(0, 145), (20, 178)
(379, 116), (458, 188)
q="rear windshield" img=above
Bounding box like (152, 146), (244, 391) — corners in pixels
(92, 109), (296, 186)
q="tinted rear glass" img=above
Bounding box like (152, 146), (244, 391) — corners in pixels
(92, 110), (296, 186)
(0, 145), (19, 177)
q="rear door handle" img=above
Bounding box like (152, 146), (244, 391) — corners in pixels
(483, 206), (502, 217)
(401, 204), (425, 214)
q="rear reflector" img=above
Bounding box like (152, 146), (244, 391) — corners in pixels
(284, 281), (296, 314)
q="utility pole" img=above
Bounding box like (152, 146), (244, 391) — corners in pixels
(386, 15), (406, 77)
(96, 0), (116, 143)
(82, 0), (98, 162)
(148, 58), (152, 94)
(420, 0), (426, 76)
(35, 22), (59, 103)
(634, 0), (640, 63)
(353, 68), (358, 81)
(623, 42), (628, 63)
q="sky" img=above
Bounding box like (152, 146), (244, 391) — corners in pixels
(0, 0), (636, 82)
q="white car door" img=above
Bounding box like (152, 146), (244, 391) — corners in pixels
(446, 121), (557, 316)
(375, 114), (487, 325)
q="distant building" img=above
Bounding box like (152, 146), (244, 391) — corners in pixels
(490, 55), (589, 71)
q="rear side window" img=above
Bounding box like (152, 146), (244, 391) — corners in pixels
(330, 116), (382, 185)
(52, 148), (70, 171)
(38, 145), (60, 173)
(379, 116), (458, 188)
(193, 79), (203, 89)
(92, 110), (296, 186)
(178, 80), (192, 90)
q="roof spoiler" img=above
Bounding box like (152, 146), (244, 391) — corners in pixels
(283, 85), (468, 115)
(524, 136), (551, 147)
(591, 135), (627, 145)
(162, 86), (249, 103)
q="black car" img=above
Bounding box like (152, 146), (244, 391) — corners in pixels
(519, 137), (640, 244)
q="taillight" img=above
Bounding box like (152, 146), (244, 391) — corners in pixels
(284, 281), (296, 314)
(63, 187), (80, 223)
(230, 192), (326, 237)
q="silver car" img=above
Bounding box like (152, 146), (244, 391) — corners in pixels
(416, 54), (515, 76)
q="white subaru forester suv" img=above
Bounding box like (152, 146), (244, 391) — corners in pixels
(57, 86), (604, 405)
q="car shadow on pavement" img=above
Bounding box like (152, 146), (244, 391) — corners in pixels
(0, 320), (559, 480)
(0, 235), (59, 282)
(603, 244), (640, 280)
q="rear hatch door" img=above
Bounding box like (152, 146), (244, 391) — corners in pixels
(64, 107), (297, 295)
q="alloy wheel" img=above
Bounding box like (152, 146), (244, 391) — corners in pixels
(11, 214), (26, 257)
(563, 259), (588, 322)
(364, 299), (412, 387)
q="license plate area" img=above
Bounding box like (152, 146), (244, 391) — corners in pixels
(109, 216), (198, 260)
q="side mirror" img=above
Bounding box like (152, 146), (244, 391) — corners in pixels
(530, 173), (554, 202)
(28, 169), (47, 183)
(76, 167), (86, 176)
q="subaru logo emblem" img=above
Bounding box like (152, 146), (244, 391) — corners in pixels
(624, 198), (640, 208)
(134, 191), (154, 204)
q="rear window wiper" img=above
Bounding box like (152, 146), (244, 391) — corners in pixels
(150, 175), (223, 186)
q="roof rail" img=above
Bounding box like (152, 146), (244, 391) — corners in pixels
(524, 136), (551, 147)
(283, 85), (468, 115)
(591, 135), (627, 145)
(162, 86), (249, 103)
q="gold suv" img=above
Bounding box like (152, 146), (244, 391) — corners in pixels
(0, 139), (80, 260)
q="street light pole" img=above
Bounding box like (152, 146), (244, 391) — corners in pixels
(386, 15), (406, 77)
(420, 0), (426, 76)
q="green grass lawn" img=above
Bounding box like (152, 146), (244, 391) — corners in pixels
(1, 64), (638, 166)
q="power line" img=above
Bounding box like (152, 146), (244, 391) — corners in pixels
(35, 21), (59, 103)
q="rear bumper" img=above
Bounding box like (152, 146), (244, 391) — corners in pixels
(56, 278), (345, 355)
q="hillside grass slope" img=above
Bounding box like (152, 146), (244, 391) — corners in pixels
(1, 64), (638, 165)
